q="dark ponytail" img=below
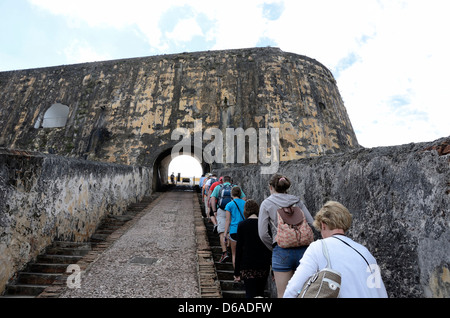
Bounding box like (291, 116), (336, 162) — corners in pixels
(269, 174), (291, 193)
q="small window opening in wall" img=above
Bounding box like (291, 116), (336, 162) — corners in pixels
(318, 102), (326, 111)
(223, 97), (228, 105)
(34, 103), (70, 128)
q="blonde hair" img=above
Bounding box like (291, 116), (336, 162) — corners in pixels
(313, 201), (353, 232)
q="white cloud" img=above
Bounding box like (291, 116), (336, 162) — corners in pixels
(204, 1), (268, 50)
(29, 0), (170, 50)
(165, 18), (204, 43)
(62, 39), (111, 64)
(22, 0), (450, 147)
(334, 0), (450, 146)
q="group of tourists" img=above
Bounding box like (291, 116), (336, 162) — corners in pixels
(199, 173), (388, 299)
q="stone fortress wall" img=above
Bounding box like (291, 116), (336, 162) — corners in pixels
(0, 47), (448, 297)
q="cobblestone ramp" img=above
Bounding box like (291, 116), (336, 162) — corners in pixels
(56, 191), (202, 298)
(2, 188), (223, 298)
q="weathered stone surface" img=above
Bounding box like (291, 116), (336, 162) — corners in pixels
(59, 191), (200, 298)
(0, 148), (151, 294)
(217, 137), (450, 298)
(0, 47), (358, 172)
(1, 47), (447, 298)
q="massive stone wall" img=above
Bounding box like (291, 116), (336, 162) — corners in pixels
(2, 47), (446, 298)
(217, 137), (450, 298)
(0, 149), (152, 294)
(0, 48), (358, 170)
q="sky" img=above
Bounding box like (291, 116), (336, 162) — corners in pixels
(1, 0), (449, 151)
(169, 155), (203, 179)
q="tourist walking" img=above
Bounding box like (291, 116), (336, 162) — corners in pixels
(283, 201), (388, 298)
(258, 174), (314, 298)
(223, 186), (246, 268)
(211, 176), (246, 263)
(203, 174), (218, 228)
(234, 200), (272, 298)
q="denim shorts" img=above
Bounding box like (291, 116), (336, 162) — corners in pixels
(272, 245), (308, 272)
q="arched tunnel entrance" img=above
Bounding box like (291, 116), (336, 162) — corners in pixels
(152, 146), (211, 192)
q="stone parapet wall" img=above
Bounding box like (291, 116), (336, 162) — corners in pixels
(216, 137), (450, 298)
(0, 149), (152, 294)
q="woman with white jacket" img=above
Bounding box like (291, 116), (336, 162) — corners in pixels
(283, 201), (388, 298)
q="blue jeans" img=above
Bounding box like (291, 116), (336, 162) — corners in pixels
(272, 245), (308, 272)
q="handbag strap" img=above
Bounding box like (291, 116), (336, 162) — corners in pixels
(232, 199), (245, 220)
(332, 236), (370, 268)
(321, 239), (332, 269)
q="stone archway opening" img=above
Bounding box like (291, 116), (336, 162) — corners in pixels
(152, 146), (211, 192)
(168, 155), (203, 185)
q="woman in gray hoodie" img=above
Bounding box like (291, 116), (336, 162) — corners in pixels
(258, 174), (314, 298)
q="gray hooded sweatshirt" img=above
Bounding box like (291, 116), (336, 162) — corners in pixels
(258, 193), (314, 251)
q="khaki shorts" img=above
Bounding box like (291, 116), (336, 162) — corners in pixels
(216, 208), (226, 234)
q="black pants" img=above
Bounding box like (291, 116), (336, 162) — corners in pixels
(243, 277), (267, 298)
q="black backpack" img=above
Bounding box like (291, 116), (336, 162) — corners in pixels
(218, 184), (233, 210)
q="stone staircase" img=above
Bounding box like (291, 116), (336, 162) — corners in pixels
(1, 242), (91, 298)
(202, 209), (273, 298)
(204, 221), (247, 298)
(1, 197), (155, 298)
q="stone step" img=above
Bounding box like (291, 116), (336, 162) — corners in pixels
(37, 254), (83, 264)
(89, 233), (110, 242)
(127, 204), (150, 211)
(210, 246), (223, 253)
(107, 215), (133, 222)
(51, 241), (92, 249)
(27, 263), (69, 274)
(216, 269), (235, 281)
(221, 290), (246, 298)
(94, 229), (117, 235)
(0, 295), (36, 298)
(1, 196), (157, 298)
(212, 253), (233, 263)
(201, 199), (275, 299)
(96, 224), (123, 231)
(203, 212), (244, 298)
(214, 261), (234, 271)
(45, 247), (91, 256)
(16, 272), (61, 285)
(220, 280), (245, 291)
(4, 284), (48, 296)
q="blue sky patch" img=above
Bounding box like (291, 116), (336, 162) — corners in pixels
(262, 2), (285, 21)
(333, 52), (359, 77)
(256, 37), (278, 48)
(159, 5), (196, 33)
